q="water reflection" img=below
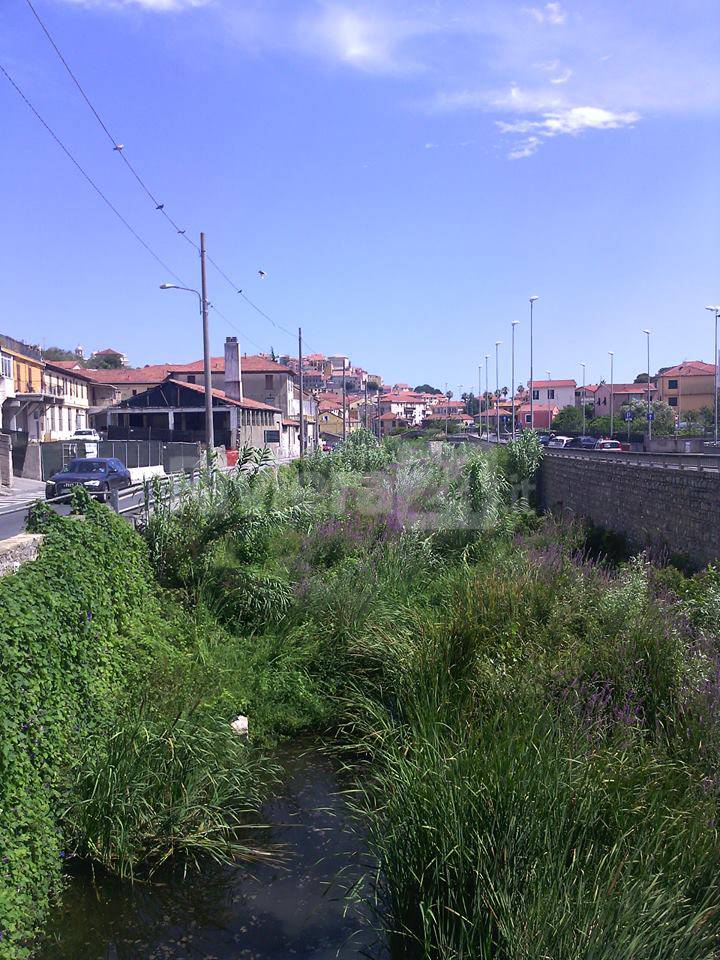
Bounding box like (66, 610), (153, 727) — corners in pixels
(38, 744), (382, 960)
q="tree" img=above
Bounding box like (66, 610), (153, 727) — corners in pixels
(634, 372), (650, 384)
(461, 392), (479, 415)
(414, 384), (443, 394)
(620, 398), (676, 436)
(86, 354), (124, 370)
(42, 346), (79, 362)
(552, 405), (583, 433)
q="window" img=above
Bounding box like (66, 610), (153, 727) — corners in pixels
(532, 389), (539, 400)
(525, 413), (531, 423)
(265, 374), (273, 391)
(132, 389), (137, 396)
(264, 429), (280, 444)
(0, 352), (11, 378)
(547, 389), (555, 400)
(668, 379), (678, 390)
(668, 396), (678, 407)
(187, 375), (196, 384)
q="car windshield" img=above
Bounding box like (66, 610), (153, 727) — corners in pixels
(62, 460), (107, 474)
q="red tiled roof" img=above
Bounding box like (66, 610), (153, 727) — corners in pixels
(577, 384), (600, 393)
(79, 364), (175, 383)
(282, 418), (299, 427)
(170, 354), (294, 375)
(515, 402), (559, 414)
(605, 383), (658, 394)
(527, 379), (576, 388)
(164, 378), (280, 411)
(659, 361), (717, 378)
(43, 360), (96, 382)
(93, 347), (125, 357)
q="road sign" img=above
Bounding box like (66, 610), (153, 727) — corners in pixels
(647, 411), (654, 421)
(624, 411), (633, 422)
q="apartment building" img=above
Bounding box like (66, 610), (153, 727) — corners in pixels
(655, 361), (718, 416)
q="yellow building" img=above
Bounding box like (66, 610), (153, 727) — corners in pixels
(656, 361), (718, 417)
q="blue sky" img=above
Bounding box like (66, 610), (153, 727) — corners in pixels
(1, 0), (718, 390)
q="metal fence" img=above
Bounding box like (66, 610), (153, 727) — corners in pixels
(544, 447), (720, 472)
(39, 440), (203, 479)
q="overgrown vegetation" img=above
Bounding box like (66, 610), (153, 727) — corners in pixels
(2, 429), (720, 958)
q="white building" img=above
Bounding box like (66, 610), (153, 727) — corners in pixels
(527, 379), (577, 410)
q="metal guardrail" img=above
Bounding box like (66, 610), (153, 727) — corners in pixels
(544, 447), (720, 472)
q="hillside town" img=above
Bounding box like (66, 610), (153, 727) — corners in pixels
(1, 328), (718, 489)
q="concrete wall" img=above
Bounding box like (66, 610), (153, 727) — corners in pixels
(538, 453), (720, 568)
(0, 433), (11, 487)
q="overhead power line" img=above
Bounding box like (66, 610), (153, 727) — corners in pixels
(0, 61), (263, 353)
(24, 0), (315, 355)
(0, 62), (185, 285)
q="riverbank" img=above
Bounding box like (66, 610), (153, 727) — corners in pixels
(3, 434), (720, 958)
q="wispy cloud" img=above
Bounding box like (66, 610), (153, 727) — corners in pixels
(523, 3), (567, 26)
(497, 105), (640, 157)
(53, 0), (720, 159)
(62, 0), (210, 9)
(295, 6), (436, 73)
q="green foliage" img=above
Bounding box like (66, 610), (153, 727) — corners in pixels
(621, 398), (677, 436)
(64, 714), (272, 879)
(551, 404), (584, 433)
(504, 430), (543, 481)
(0, 502), (169, 954)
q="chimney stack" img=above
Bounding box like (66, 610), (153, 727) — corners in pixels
(224, 336), (242, 401)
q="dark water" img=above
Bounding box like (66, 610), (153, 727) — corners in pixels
(37, 744), (383, 960)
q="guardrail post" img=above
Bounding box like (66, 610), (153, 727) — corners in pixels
(109, 488), (120, 513)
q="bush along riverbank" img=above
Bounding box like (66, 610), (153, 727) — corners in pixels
(2, 431), (720, 958)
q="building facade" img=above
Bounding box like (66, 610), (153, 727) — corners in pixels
(655, 361), (718, 417)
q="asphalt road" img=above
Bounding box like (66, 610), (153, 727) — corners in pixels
(0, 487), (147, 542)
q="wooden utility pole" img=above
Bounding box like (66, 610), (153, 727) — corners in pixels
(200, 232), (214, 461)
(298, 327), (305, 458)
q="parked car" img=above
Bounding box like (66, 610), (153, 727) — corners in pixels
(46, 457), (131, 502)
(568, 436), (598, 450)
(71, 428), (101, 442)
(537, 433), (555, 447)
(547, 435), (573, 448)
(594, 439), (623, 451)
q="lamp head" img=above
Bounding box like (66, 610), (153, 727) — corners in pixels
(529, 296), (539, 303)
(706, 305), (720, 312)
(608, 350), (614, 356)
(643, 328), (651, 335)
(512, 320), (520, 327)
(495, 340), (502, 346)
(159, 283), (177, 290)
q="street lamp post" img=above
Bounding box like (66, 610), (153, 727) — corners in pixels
(706, 306), (720, 446)
(609, 351), (614, 439)
(495, 341), (501, 443)
(484, 354), (490, 440)
(580, 362), (587, 435)
(511, 320), (519, 440)
(160, 272), (214, 458)
(643, 329), (652, 441)
(529, 296), (539, 430)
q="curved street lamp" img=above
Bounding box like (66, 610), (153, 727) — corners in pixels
(160, 279), (214, 454)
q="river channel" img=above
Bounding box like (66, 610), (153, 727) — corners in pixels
(36, 742), (383, 960)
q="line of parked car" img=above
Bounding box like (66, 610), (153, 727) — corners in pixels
(539, 434), (624, 451)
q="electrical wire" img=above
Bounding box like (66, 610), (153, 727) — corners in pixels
(24, 0), (314, 355)
(1, 62), (185, 286)
(1, 61), (262, 353)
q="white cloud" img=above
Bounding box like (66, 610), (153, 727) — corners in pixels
(550, 68), (573, 84)
(523, 3), (566, 26)
(62, 0), (210, 9)
(497, 105), (640, 158)
(296, 5), (436, 73)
